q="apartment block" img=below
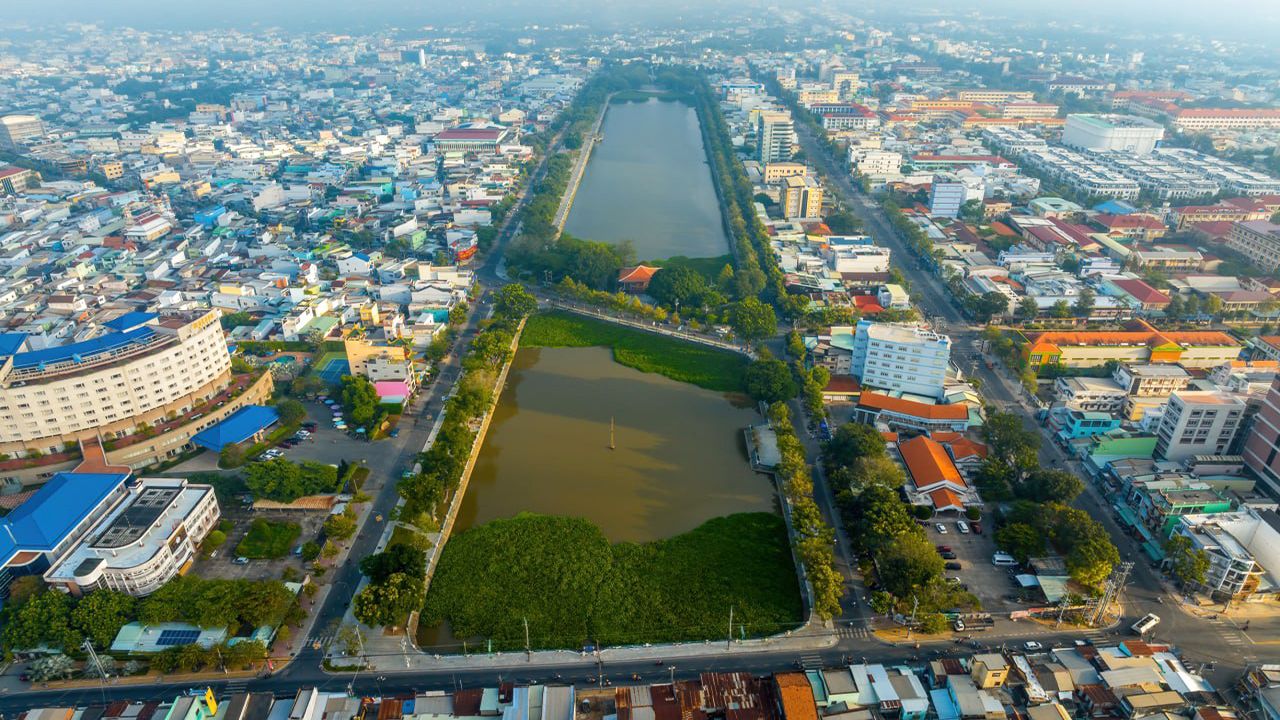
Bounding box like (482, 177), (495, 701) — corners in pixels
(1227, 221), (1280, 272)
(1154, 391), (1246, 461)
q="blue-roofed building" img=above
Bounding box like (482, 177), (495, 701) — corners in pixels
(1093, 199), (1139, 215)
(0, 472), (129, 598)
(191, 405), (279, 452)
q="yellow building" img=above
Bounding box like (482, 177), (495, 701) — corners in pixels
(781, 175), (823, 220)
(971, 653), (1009, 689)
(763, 162), (808, 183)
(956, 89), (1035, 103)
(1021, 320), (1242, 370)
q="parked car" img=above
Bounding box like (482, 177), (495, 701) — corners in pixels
(233, 557), (249, 564)
(935, 545), (952, 553)
(935, 523), (947, 534)
(956, 521), (970, 534)
(944, 561), (963, 570)
(940, 551), (957, 560)
(1024, 641), (1044, 651)
(971, 521), (983, 534)
(390, 428), (400, 437)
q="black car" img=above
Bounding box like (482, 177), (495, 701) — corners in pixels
(944, 561), (963, 570)
(940, 551), (957, 560)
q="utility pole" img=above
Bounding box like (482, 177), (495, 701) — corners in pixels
(906, 596), (919, 640)
(524, 617), (531, 661)
(727, 606), (734, 650)
(83, 638), (109, 704)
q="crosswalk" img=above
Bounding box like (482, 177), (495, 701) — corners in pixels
(797, 653), (825, 669)
(222, 677), (251, 694)
(1208, 617), (1253, 648)
(837, 626), (870, 640)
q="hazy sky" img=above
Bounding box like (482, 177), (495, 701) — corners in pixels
(3, 0), (1277, 39)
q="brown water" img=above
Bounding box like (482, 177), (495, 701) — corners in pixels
(417, 345), (775, 651)
(455, 346), (775, 542)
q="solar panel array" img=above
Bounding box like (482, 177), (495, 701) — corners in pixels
(156, 629), (201, 646)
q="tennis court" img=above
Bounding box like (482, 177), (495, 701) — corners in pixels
(316, 356), (350, 383)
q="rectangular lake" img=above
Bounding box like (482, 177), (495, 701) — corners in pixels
(564, 98), (731, 261)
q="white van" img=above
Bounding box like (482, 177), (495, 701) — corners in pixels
(992, 552), (1018, 566)
(1131, 613), (1160, 635)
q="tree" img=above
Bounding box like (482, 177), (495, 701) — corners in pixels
(918, 612), (951, 635)
(205, 530), (227, 550)
(964, 291), (1009, 323)
(1066, 534), (1120, 589)
(959, 199), (984, 224)
(730, 298), (777, 342)
(301, 541), (321, 561)
(334, 624), (366, 658)
(219, 443), (246, 469)
(276, 399), (306, 426)
(745, 358), (798, 403)
(359, 544), (427, 585)
(1017, 297), (1040, 322)
(877, 533), (945, 599)
(323, 510), (358, 542)
(1050, 299), (1071, 319)
(71, 590), (136, 649)
(1166, 294), (1184, 320)
(1165, 535), (1210, 587)
(646, 266), (707, 310)
(994, 523), (1045, 562)
(825, 211), (862, 235)
(492, 284), (538, 319)
(1205, 294), (1224, 319)
(842, 484), (919, 553)
(1073, 288), (1096, 318)
(825, 423), (886, 468)
(351, 573), (424, 627)
(82, 654), (119, 679)
(449, 305), (468, 325)
(2, 589), (81, 652)
(785, 330), (806, 358)
(1017, 469), (1084, 504)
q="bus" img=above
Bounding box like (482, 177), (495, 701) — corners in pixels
(1131, 613), (1160, 636)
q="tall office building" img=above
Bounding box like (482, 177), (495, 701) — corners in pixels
(849, 320), (952, 399)
(929, 174), (981, 218)
(1154, 391), (1246, 462)
(0, 115), (45, 151)
(757, 111), (794, 163)
(1244, 377), (1280, 493)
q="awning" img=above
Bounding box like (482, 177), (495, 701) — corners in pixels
(191, 405), (279, 452)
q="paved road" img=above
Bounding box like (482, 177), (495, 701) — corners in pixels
(790, 117), (1275, 687)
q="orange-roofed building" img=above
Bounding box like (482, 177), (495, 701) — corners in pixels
(855, 392), (971, 435)
(618, 266), (660, 293)
(774, 673), (818, 720)
(1020, 319), (1241, 371)
(898, 435), (977, 512)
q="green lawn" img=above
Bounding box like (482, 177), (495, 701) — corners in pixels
(520, 311), (748, 392)
(422, 512), (800, 650)
(235, 519), (301, 559)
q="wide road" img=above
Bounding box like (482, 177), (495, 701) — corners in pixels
(789, 117), (1272, 687)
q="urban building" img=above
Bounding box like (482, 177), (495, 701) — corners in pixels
(1154, 391), (1247, 461)
(1062, 114), (1165, 155)
(929, 176), (975, 218)
(1228, 221), (1280, 272)
(854, 392), (971, 434)
(0, 310), (233, 458)
(1054, 376), (1128, 413)
(0, 114), (45, 150)
(849, 320), (952, 399)
(44, 477), (220, 596)
(1021, 321), (1241, 370)
(757, 111), (794, 163)
(781, 174), (823, 219)
(0, 166), (35, 195)
(1114, 363), (1193, 396)
(763, 161), (808, 183)
(1243, 377), (1280, 494)
(1173, 509), (1279, 600)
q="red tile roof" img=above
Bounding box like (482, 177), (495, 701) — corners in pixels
(899, 435), (967, 489)
(1111, 278), (1171, 305)
(859, 392), (970, 420)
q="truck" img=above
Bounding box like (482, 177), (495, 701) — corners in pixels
(952, 613), (995, 632)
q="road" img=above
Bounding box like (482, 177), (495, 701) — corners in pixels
(790, 117), (1275, 686)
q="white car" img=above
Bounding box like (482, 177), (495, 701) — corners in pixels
(1023, 641), (1043, 651)
(957, 521), (970, 534)
(935, 523), (948, 534)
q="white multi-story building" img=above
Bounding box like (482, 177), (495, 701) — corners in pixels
(1173, 510), (1278, 600)
(825, 244), (891, 274)
(757, 111), (794, 163)
(851, 150), (903, 176)
(44, 477), (220, 597)
(1062, 114), (1165, 155)
(850, 320), (952, 400)
(0, 310), (233, 457)
(1055, 376), (1128, 413)
(1154, 391), (1247, 462)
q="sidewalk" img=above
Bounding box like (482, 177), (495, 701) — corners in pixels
(335, 620), (840, 674)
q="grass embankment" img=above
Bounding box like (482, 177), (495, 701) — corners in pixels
(422, 512), (801, 649)
(520, 311), (747, 393)
(235, 519), (300, 559)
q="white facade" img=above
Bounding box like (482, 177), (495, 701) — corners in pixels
(0, 310), (232, 453)
(44, 478), (220, 597)
(1154, 391), (1247, 461)
(1063, 114), (1165, 155)
(850, 320), (951, 399)
(757, 111), (794, 163)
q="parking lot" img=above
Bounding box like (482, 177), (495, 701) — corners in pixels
(928, 516), (1018, 614)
